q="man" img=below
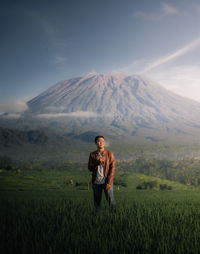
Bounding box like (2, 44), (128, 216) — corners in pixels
(88, 135), (116, 209)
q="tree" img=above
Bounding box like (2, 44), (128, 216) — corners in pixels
(0, 156), (12, 170)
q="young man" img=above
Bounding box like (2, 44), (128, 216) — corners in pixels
(88, 135), (116, 209)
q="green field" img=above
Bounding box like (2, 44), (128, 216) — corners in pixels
(1, 169), (200, 253)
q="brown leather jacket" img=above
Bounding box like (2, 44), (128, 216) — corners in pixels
(88, 149), (116, 184)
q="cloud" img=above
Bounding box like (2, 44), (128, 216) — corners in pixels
(54, 56), (68, 64)
(116, 36), (200, 76)
(27, 9), (69, 68)
(141, 37), (200, 73)
(79, 70), (98, 77)
(0, 100), (28, 113)
(1, 113), (22, 119)
(116, 62), (200, 102)
(87, 70), (98, 75)
(161, 3), (179, 15)
(191, 3), (200, 15)
(145, 64), (200, 103)
(113, 59), (148, 75)
(28, 10), (55, 35)
(133, 2), (179, 20)
(36, 111), (100, 119)
(114, 35), (200, 103)
(132, 11), (159, 20)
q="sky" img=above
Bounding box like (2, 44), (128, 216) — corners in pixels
(1, 0), (200, 112)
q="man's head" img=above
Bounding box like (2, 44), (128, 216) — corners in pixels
(95, 135), (105, 150)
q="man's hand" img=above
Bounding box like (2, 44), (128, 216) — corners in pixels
(106, 183), (111, 190)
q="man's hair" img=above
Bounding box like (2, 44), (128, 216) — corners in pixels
(94, 135), (105, 143)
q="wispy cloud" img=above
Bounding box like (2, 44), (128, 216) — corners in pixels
(115, 36), (200, 75)
(161, 3), (179, 15)
(141, 37), (200, 73)
(87, 69), (98, 75)
(191, 3), (200, 15)
(114, 59), (147, 75)
(26, 9), (69, 68)
(132, 11), (159, 20)
(28, 10), (56, 35)
(114, 36), (200, 103)
(36, 111), (99, 119)
(79, 69), (98, 77)
(0, 100), (28, 113)
(36, 111), (113, 119)
(53, 56), (68, 64)
(147, 64), (200, 103)
(1, 113), (22, 119)
(133, 2), (179, 20)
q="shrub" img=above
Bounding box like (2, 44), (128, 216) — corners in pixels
(114, 179), (127, 187)
(160, 184), (172, 190)
(136, 181), (158, 190)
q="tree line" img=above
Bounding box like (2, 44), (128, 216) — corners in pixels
(1, 155), (200, 186)
(118, 158), (200, 186)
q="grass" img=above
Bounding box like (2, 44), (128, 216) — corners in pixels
(1, 169), (200, 253)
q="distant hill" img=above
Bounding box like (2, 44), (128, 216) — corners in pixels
(0, 127), (48, 147)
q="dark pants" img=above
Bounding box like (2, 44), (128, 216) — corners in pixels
(92, 183), (115, 208)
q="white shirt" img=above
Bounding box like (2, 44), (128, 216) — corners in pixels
(95, 153), (105, 184)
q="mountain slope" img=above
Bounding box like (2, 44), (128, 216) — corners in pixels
(26, 73), (200, 137)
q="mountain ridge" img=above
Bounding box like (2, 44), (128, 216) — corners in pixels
(25, 73), (200, 136)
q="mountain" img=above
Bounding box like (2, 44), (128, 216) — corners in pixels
(25, 73), (200, 140)
(2, 73), (200, 160)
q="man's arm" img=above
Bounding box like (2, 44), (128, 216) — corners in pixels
(88, 153), (100, 172)
(106, 151), (116, 186)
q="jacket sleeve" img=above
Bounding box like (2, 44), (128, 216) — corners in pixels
(88, 153), (99, 172)
(107, 151), (116, 184)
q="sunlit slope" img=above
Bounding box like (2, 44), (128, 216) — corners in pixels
(27, 73), (200, 138)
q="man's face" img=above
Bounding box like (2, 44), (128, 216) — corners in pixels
(95, 137), (105, 150)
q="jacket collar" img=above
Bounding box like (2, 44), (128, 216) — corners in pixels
(95, 150), (106, 156)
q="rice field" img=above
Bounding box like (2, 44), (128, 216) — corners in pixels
(0, 169), (200, 253)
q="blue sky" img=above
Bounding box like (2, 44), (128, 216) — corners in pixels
(1, 0), (200, 112)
